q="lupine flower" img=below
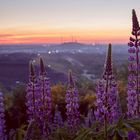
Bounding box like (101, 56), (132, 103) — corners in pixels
(53, 105), (63, 130)
(26, 62), (40, 122)
(0, 92), (6, 140)
(127, 131), (136, 140)
(95, 44), (120, 124)
(65, 70), (80, 134)
(127, 9), (140, 118)
(38, 58), (52, 135)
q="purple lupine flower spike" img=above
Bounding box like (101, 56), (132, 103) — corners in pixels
(69, 70), (75, 88)
(103, 44), (113, 79)
(95, 44), (120, 140)
(38, 58), (52, 135)
(0, 92), (6, 140)
(132, 9), (139, 32)
(53, 105), (63, 130)
(127, 9), (140, 118)
(65, 70), (80, 135)
(127, 131), (136, 140)
(40, 58), (46, 75)
(26, 62), (40, 122)
(95, 44), (119, 124)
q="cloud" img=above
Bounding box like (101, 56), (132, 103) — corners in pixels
(0, 34), (15, 38)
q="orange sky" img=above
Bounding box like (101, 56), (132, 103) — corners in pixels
(0, 27), (130, 44)
(1, 0), (138, 44)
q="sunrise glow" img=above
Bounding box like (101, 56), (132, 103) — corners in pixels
(0, 0), (140, 44)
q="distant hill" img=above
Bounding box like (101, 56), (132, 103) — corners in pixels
(0, 53), (67, 89)
(0, 42), (128, 54)
(0, 43), (129, 89)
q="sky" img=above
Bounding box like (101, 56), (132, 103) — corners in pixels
(0, 0), (140, 44)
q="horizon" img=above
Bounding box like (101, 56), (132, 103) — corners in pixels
(0, 0), (140, 44)
(0, 41), (127, 46)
